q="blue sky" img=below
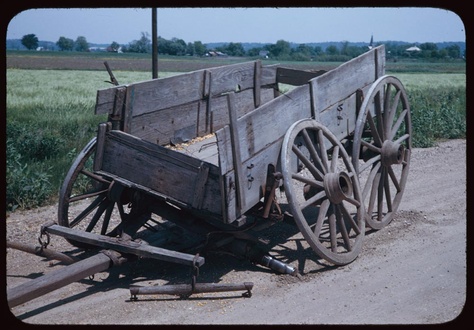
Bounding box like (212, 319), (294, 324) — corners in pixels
(6, 7), (466, 45)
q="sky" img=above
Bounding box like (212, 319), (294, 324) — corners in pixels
(5, 7), (466, 45)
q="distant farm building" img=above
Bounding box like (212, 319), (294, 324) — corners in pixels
(206, 51), (227, 57)
(89, 47), (107, 52)
(405, 46), (421, 52)
(259, 50), (269, 58)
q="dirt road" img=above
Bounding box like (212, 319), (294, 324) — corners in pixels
(5, 139), (466, 325)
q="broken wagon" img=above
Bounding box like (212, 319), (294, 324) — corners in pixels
(8, 45), (412, 306)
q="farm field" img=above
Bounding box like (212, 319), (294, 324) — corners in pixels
(6, 51), (466, 212)
(6, 50), (466, 73)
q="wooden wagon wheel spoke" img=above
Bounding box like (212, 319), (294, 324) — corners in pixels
(385, 88), (402, 135)
(362, 162), (381, 200)
(390, 110), (409, 140)
(360, 139), (380, 154)
(339, 202), (361, 235)
(317, 129), (330, 172)
(313, 199), (330, 236)
(79, 168), (111, 185)
(367, 111), (383, 147)
(382, 83), (394, 135)
(282, 119), (365, 266)
(100, 202), (115, 235)
(291, 173), (324, 189)
(387, 165), (401, 192)
(69, 188), (109, 203)
(353, 75), (412, 230)
(291, 145), (324, 181)
(301, 128), (327, 176)
(68, 195), (106, 228)
(334, 205), (350, 250)
(377, 167), (388, 217)
(58, 137), (136, 248)
(85, 199), (110, 232)
(374, 93), (386, 141)
(300, 190), (327, 210)
(329, 209), (337, 252)
(330, 145), (340, 173)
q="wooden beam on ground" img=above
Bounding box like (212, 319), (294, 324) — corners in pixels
(7, 251), (118, 308)
(42, 224), (205, 267)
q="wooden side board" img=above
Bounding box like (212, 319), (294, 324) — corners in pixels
(94, 129), (223, 217)
(95, 61), (280, 146)
(216, 45), (386, 223)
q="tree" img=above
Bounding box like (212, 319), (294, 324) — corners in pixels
(171, 38), (186, 55)
(186, 42), (195, 56)
(266, 39), (291, 59)
(56, 36), (74, 51)
(247, 47), (263, 57)
(446, 44), (461, 59)
(326, 45), (339, 55)
(193, 41), (207, 56)
(296, 44), (313, 56)
(109, 41), (121, 52)
(21, 34), (39, 50)
(128, 32), (151, 53)
(224, 42), (245, 56)
(75, 36), (89, 52)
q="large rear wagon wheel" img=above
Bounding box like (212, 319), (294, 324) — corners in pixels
(281, 119), (365, 266)
(352, 75), (412, 230)
(58, 137), (135, 247)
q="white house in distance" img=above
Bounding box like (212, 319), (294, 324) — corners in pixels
(405, 46), (421, 52)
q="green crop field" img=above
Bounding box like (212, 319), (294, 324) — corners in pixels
(6, 52), (466, 210)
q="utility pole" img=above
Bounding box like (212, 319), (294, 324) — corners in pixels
(152, 8), (158, 79)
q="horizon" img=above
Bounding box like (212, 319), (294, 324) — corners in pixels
(6, 8), (465, 46)
(6, 37), (465, 49)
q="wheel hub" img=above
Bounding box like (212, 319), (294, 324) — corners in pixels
(323, 172), (353, 204)
(381, 140), (405, 166)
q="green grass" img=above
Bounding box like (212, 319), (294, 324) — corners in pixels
(6, 69), (466, 210)
(393, 73), (466, 89)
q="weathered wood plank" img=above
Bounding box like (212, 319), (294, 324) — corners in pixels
(96, 62), (279, 117)
(96, 130), (222, 215)
(129, 102), (200, 145)
(227, 92), (245, 218)
(216, 134), (285, 223)
(191, 162), (210, 209)
(43, 224), (205, 266)
(95, 86), (120, 115)
(208, 61), (257, 96)
(208, 88), (275, 135)
(254, 61), (262, 107)
(217, 84), (313, 175)
(97, 63), (278, 145)
(277, 67), (326, 86)
(127, 87), (274, 145)
(7, 252), (113, 308)
(310, 45), (385, 113)
(128, 71), (205, 117)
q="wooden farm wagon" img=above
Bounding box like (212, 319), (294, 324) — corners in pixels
(8, 45), (411, 306)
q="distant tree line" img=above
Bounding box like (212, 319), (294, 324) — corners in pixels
(19, 32), (464, 61)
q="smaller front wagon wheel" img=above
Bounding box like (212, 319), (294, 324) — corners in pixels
(281, 119), (365, 266)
